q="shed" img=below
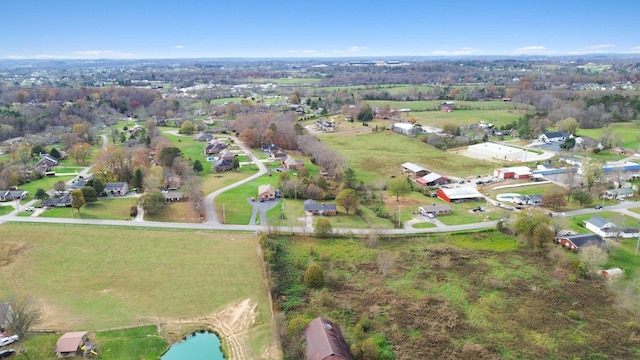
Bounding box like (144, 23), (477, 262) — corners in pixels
(304, 317), (353, 360)
(401, 162), (428, 179)
(437, 187), (483, 203)
(601, 268), (623, 278)
(55, 331), (88, 357)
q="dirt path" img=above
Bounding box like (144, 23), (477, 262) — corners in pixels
(163, 298), (263, 360)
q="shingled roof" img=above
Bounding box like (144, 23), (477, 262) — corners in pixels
(304, 317), (353, 360)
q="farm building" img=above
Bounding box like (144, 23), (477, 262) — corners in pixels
(493, 166), (532, 180)
(437, 187), (484, 203)
(258, 184), (276, 200)
(418, 204), (452, 216)
(401, 162), (428, 179)
(554, 234), (607, 252)
(440, 102), (454, 112)
(55, 331), (89, 357)
(416, 172), (447, 186)
(467, 142), (527, 162)
(304, 317), (353, 360)
(392, 122), (423, 136)
(304, 200), (337, 215)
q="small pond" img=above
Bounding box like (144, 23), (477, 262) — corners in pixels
(161, 331), (225, 360)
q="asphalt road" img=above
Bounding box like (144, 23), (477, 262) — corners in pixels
(3, 133), (640, 236)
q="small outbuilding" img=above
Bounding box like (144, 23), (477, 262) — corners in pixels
(601, 268), (623, 278)
(304, 317), (353, 360)
(55, 331), (89, 357)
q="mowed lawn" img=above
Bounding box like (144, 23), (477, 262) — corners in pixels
(0, 223), (272, 356)
(322, 131), (501, 183)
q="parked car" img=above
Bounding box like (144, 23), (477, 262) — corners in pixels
(0, 335), (18, 347)
(24, 206), (35, 212)
(426, 213), (434, 218)
(595, 205), (603, 210)
(0, 349), (15, 359)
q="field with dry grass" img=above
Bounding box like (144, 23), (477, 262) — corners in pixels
(0, 223), (277, 359)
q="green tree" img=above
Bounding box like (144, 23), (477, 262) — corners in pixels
(193, 159), (204, 174)
(68, 142), (91, 164)
(140, 190), (165, 214)
(357, 103), (374, 122)
(572, 189), (593, 206)
(336, 188), (359, 215)
(31, 144), (45, 157)
(179, 120), (196, 135)
(514, 209), (550, 243)
(34, 188), (49, 200)
(49, 147), (61, 159)
(159, 147), (182, 167)
(304, 263), (324, 288)
(81, 186), (98, 203)
(343, 168), (358, 190)
(71, 189), (86, 214)
(232, 157), (240, 170)
(314, 218), (333, 238)
(54, 180), (66, 193)
(582, 160), (605, 192)
(91, 178), (105, 196)
(388, 177), (411, 201)
(131, 169), (144, 192)
(542, 188), (567, 210)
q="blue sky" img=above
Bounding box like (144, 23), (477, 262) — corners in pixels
(2, 1), (639, 59)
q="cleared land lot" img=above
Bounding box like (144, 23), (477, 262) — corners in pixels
(0, 223), (276, 359)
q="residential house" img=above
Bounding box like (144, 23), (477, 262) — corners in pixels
(418, 204), (452, 216)
(104, 182), (129, 196)
(401, 162), (428, 179)
(194, 133), (214, 142)
(514, 194), (543, 206)
(304, 317), (353, 360)
(261, 144), (281, 154)
(281, 154), (304, 170)
(554, 234), (607, 252)
(619, 227), (640, 239)
(304, 200), (337, 215)
(36, 154), (59, 172)
(583, 216), (619, 238)
(316, 120), (335, 132)
(440, 102), (454, 112)
(0, 190), (28, 202)
(574, 136), (602, 150)
(41, 194), (72, 208)
(204, 140), (228, 155)
(55, 331), (89, 357)
(212, 157), (234, 172)
(392, 123), (424, 137)
(538, 131), (570, 143)
(416, 172), (447, 186)
(163, 191), (184, 203)
(603, 188), (635, 200)
(258, 184), (276, 200)
(217, 149), (236, 161)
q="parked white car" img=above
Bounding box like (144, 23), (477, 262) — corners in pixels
(0, 335), (18, 347)
(24, 206), (36, 212)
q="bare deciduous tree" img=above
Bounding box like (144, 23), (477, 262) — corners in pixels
(377, 251), (396, 276)
(6, 295), (41, 352)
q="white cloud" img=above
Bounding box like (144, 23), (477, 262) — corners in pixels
(568, 44), (615, 54)
(513, 46), (549, 55)
(627, 47), (640, 53)
(347, 46), (369, 52)
(73, 50), (134, 58)
(285, 49), (324, 56)
(430, 47), (483, 56)
(174, 45), (185, 49)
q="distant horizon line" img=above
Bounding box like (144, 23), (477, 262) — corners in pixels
(2, 53), (640, 62)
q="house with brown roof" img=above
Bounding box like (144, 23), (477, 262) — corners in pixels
(258, 184), (275, 200)
(204, 140), (228, 155)
(281, 154), (304, 170)
(304, 317), (353, 360)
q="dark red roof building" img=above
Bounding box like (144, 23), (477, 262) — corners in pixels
(304, 317), (353, 360)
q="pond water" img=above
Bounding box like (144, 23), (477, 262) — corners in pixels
(161, 331), (225, 360)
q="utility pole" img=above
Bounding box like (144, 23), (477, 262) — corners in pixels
(636, 233), (639, 256)
(222, 203), (226, 224)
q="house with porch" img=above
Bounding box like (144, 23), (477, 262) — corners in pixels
(603, 188), (635, 200)
(538, 131), (570, 143)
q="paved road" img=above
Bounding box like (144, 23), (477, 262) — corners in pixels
(4, 132), (640, 235)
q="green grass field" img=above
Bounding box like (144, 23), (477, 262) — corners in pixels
(0, 223), (273, 359)
(321, 131), (501, 183)
(39, 197), (139, 220)
(579, 122), (640, 149)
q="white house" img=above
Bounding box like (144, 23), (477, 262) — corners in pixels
(583, 216), (619, 238)
(538, 131), (570, 143)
